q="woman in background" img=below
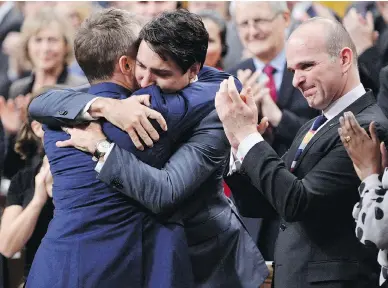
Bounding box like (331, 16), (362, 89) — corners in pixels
(8, 7), (87, 99)
(198, 10), (228, 70)
(0, 99), (53, 285)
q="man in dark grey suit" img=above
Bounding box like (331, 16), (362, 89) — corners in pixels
(216, 17), (388, 288)
(28, 9), (268, 288)
(227, 0), (319, 262)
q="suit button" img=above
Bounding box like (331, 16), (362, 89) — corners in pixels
(58, 110), (68, 116)
(280, 224), (286, 231)
(111, 177), (123, 190)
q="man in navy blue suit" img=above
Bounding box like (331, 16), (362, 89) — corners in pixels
(28, 8), (268, 288)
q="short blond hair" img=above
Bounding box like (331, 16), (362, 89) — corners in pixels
(19, 7), (75, 70)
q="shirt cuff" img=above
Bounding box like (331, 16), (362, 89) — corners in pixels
(228, 149), (241, 176)
(95, 143), (115, 173)
(236, 132), (264, 162)
(78, 97), (100, 121)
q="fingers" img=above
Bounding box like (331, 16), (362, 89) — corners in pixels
(381, 142), (388, 169)
(56, 139), (74, 148)
(245, 86), (256, 112)
(135, 94), (151, 106)
(131, 121), (153, 148)
(145, 107), (167, 131)
(347, 111), (369, 137)
(366, 11), (374, 28)
(227, 76), (244, 104)
(338, 127), (350, 149)
(139, 116), (160, 142)
(257, 117), (269, 135)
(237, 69), (252, 85)
(369, 121), (378, 144)
(219, 79), (227, 94)
(126, 127), (144, 151)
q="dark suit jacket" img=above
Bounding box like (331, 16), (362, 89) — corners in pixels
(228, 57), (319, 260)
(230, 91), (387, 288)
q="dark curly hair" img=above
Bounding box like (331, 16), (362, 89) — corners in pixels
(138, 9), (209, 73)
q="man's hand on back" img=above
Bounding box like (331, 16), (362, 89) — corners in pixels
(88, 95), (168, 150)
(56, 122), (106, 154)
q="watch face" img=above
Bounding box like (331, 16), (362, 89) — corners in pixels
(97, 140), (111, 152)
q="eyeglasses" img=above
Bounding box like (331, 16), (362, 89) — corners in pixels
(237, 13), (281, 29)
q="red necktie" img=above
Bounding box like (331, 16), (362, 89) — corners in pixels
(263, 65), (277, 102)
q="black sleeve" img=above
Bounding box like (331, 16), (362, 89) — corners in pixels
(5, 169), (30, 207)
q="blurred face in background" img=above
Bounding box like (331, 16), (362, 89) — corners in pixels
(131, 1), (177, 20)
(22, 1), (56, 17)
(27, 22), (68, 73)
(235, 2), (289, 62)
(203, 18), (223, 68)
(188, 1), (229, 19)
(55, 2), (92, 30)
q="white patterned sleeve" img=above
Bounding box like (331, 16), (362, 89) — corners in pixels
(353, 168), (388, 249)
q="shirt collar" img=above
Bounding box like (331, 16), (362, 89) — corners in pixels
(253, 49), (286, 73)
(323, 83), (366, 121)
(88, 82), (132, 97)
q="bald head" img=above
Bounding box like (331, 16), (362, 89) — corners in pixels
(289, 17), (358, 65)
(290, 17), (358, 64)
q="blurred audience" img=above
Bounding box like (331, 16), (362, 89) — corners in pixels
(129, 1), (178, 20)
(54, 1), (94, 77)
(3, 7), (87, 181)
(197, 10), (227, 70)
(0, 100), (53, 286)
(0, 1), (23, 98)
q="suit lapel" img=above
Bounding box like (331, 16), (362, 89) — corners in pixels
(290, 91), (376, 172)
(246, 58), (256, 73)
(277, 66), (295, 108)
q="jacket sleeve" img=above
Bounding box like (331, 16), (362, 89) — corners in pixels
(97, 111), (230, 215)
(28, 89), (96, 128)
(352, 170), (388, 250)
(240, 139), (360, 222)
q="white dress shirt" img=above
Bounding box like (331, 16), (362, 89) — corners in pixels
(229, 83), (366, 173)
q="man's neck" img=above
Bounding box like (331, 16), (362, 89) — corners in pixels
(91, 79), (134, 92)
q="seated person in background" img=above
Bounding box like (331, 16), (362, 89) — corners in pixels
(339, 111), (388, 287)
(0, 100), (53, 285)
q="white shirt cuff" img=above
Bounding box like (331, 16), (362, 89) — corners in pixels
(78, 97), (100, 121)
(95, 143), (115, 173)
(236, 132), (264, 162)
(228, 149), (241, 176)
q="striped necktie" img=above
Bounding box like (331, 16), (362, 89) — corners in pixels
(290, 114), (327, 172)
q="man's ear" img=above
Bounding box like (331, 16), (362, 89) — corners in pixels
(340, 47), (353, 74)
(188, 63), (201, 80)
(118, 56), (132, 75)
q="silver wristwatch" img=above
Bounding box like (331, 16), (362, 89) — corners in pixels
(92, 139), (111, 162)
